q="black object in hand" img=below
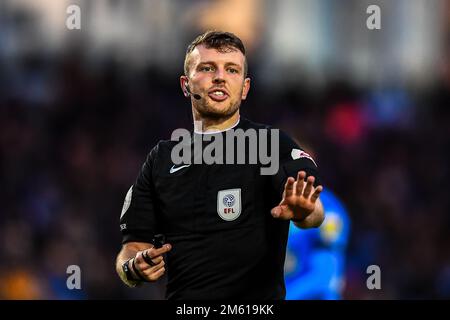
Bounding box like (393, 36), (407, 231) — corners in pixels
(153, 234), (165, 249)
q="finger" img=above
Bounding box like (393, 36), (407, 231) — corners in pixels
(139, 253), (163, 269)
(284, 177), (295, 198)
(143, 259), (165, 275)
(151, 260), (165, 272)
(147, 243), (172, 259)
(150, 255), (164, 265)
(271, 206), (282, 218)
(149, 267), (166, 281)
(142, 250), (163, 266)
(310, 185), (323, 203)
(303, 176), (315, 198)
(295, 171), (306, 195)
(131, 257), (149, 281)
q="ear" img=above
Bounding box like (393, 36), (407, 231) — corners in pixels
(241, 77), (251, 100)
(180, 75), (189, 97)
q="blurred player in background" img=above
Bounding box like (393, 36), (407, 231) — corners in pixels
(284, 188), (351, 299)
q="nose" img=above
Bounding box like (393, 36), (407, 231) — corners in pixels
(212, 68), (225, 84)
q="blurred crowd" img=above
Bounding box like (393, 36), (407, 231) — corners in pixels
(1, 0), (450, 299)
(1, 51), (450, 299)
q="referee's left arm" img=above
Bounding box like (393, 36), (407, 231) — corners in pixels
(270, 131), (325, 228)
(271, 170), (325, 228)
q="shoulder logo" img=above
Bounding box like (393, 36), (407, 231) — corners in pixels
(120, 186), (133, 219)
(217, 189), (241, 221)
(291, 149), (317, 167)
(169, 164), (191, 174)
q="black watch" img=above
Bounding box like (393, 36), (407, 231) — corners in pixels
(122, 258), (136, 281)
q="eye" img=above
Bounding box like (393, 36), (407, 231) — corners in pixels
(227, 68), (239, 74)
(200, 66), (214, 72)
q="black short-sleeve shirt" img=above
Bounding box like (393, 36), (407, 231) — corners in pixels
(119, 117), (321, 300)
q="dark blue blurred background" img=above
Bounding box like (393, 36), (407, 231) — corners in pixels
(0, 0), (449, 299)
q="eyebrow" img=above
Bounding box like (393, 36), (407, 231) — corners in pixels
(197, 61), (242, 70)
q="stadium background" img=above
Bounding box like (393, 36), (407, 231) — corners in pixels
(0, 0), (449, 299)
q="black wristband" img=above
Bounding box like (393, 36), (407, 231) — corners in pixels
(122, 258), (137, 282)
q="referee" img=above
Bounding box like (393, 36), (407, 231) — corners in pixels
(115, 31), (324, 300)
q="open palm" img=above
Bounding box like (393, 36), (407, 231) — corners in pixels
(271, 171), (323, 221)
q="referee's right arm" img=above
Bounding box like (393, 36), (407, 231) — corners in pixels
(116, 242), (172, 287)
(116, 145), (171, 287)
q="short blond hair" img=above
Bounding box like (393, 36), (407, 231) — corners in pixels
(184, 30), (248, 77)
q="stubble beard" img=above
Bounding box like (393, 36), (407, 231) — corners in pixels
(194, 91), (242, 121)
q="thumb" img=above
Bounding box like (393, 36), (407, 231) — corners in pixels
(271, 206), (282, 218)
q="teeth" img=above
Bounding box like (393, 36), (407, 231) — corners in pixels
(213, 91), (224, 96)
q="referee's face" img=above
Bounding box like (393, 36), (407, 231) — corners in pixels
(182, 45), (251, 119)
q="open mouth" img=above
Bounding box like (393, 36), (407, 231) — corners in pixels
(207, 89), (229, 102)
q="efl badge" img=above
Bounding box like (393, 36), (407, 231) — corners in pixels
(217, 188), (241, 221)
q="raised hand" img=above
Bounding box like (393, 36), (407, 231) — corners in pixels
(271, 171), (323, 221)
